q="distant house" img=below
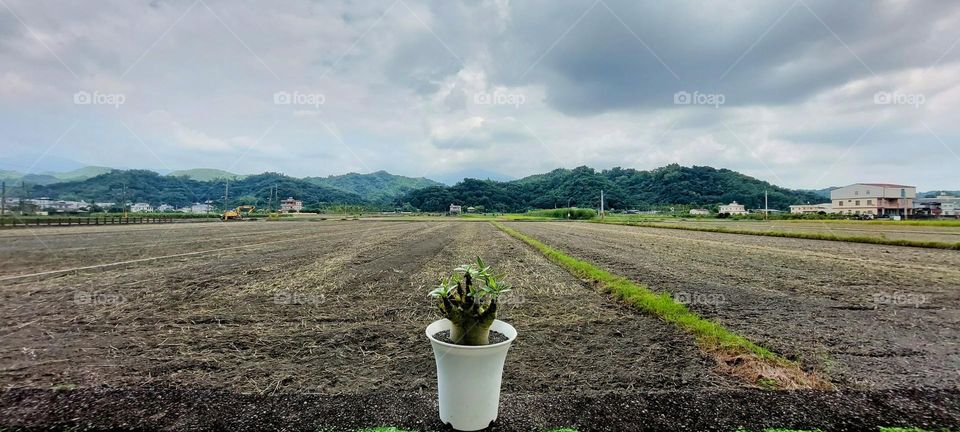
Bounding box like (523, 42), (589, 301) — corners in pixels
(718, 201), (748, 215)
(279, 197), (303, 213)
(915, 192), (960, 217)
(449, 204), (462, 214)
(156, 204), (175, 212)
(789, 203), (832, 214)
(29, 197), (88, 212)
(466, 206), (476, 213)
(689, 209), (710, 216)
(130, 202), (153, 213)
(189, 202), (215, 214)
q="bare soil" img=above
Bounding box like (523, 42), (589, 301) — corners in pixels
(4, 386), (959, 431)
(0, 220), (729, 395)
(3, 220), (958, 430)
(633, 219), (960, 243)
(506, 221), (960, 390)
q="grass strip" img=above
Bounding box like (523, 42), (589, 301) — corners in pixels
(590, 220), (960, 250)
(491, 221), (831, 389)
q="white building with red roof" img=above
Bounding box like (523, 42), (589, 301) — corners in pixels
(830, 183), (916, 217)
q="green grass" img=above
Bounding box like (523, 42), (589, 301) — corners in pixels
(796, 219), (960, 227)
(592, 220), (960, 250)
(355, 214), (558, 222)
(491, 222), (783, 362)
(526, 207), (597, 220)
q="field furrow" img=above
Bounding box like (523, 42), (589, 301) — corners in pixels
(0, 221), (731, 395)
(505, 221), (960, 390)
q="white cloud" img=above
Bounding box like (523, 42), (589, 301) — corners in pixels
(0, 0), (957, 190)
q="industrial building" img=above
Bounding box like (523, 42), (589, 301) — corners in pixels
(830, 183), (916, 217)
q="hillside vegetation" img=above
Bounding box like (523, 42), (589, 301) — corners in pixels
(12, 164), (831, 213)
(167, 168), (245, 181)
(0, 166), (114, 186)
(402, 164), (824, 212)
(23, 170), (364, 208)
(304, 170), (442, 203)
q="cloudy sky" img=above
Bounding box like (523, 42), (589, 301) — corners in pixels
(1, 0), (958, 189)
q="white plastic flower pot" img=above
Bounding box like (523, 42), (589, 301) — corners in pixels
(426, 318), (517, 431)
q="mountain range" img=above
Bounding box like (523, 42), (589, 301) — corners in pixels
(5, 164), (852, 212)
(0, 166), (115, 186)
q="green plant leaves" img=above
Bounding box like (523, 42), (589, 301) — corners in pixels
(429, 256), (509, 322)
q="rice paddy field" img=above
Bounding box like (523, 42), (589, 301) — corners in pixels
(602, 217), (960, 245)
(1, 219), (958, 431)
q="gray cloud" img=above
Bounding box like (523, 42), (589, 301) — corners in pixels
(488, 0), (960, 114)
(0, 0), (957, 190)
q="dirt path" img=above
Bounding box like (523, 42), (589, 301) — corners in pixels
(0, 221), (731, 395)
(505, 222), (960, 390)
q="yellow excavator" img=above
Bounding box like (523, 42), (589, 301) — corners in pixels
(222, 205), (256, 221)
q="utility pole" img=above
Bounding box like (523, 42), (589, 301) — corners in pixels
(20, 182), (26, 216)
(764, 190), (769, 221)
(600, 190), (605, 220)
(902, 188), (908, 221)
(224, 179), (230, 211)
(1, 181), (5, 220)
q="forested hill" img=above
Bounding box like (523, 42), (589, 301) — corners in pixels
(401, 164), (825, 212)
(25, 170), (364, 208)
(304, 170), (442, 203)
(18, 164), (825, 212)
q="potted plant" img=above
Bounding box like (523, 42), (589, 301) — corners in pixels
(426, 257), (517, 431)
